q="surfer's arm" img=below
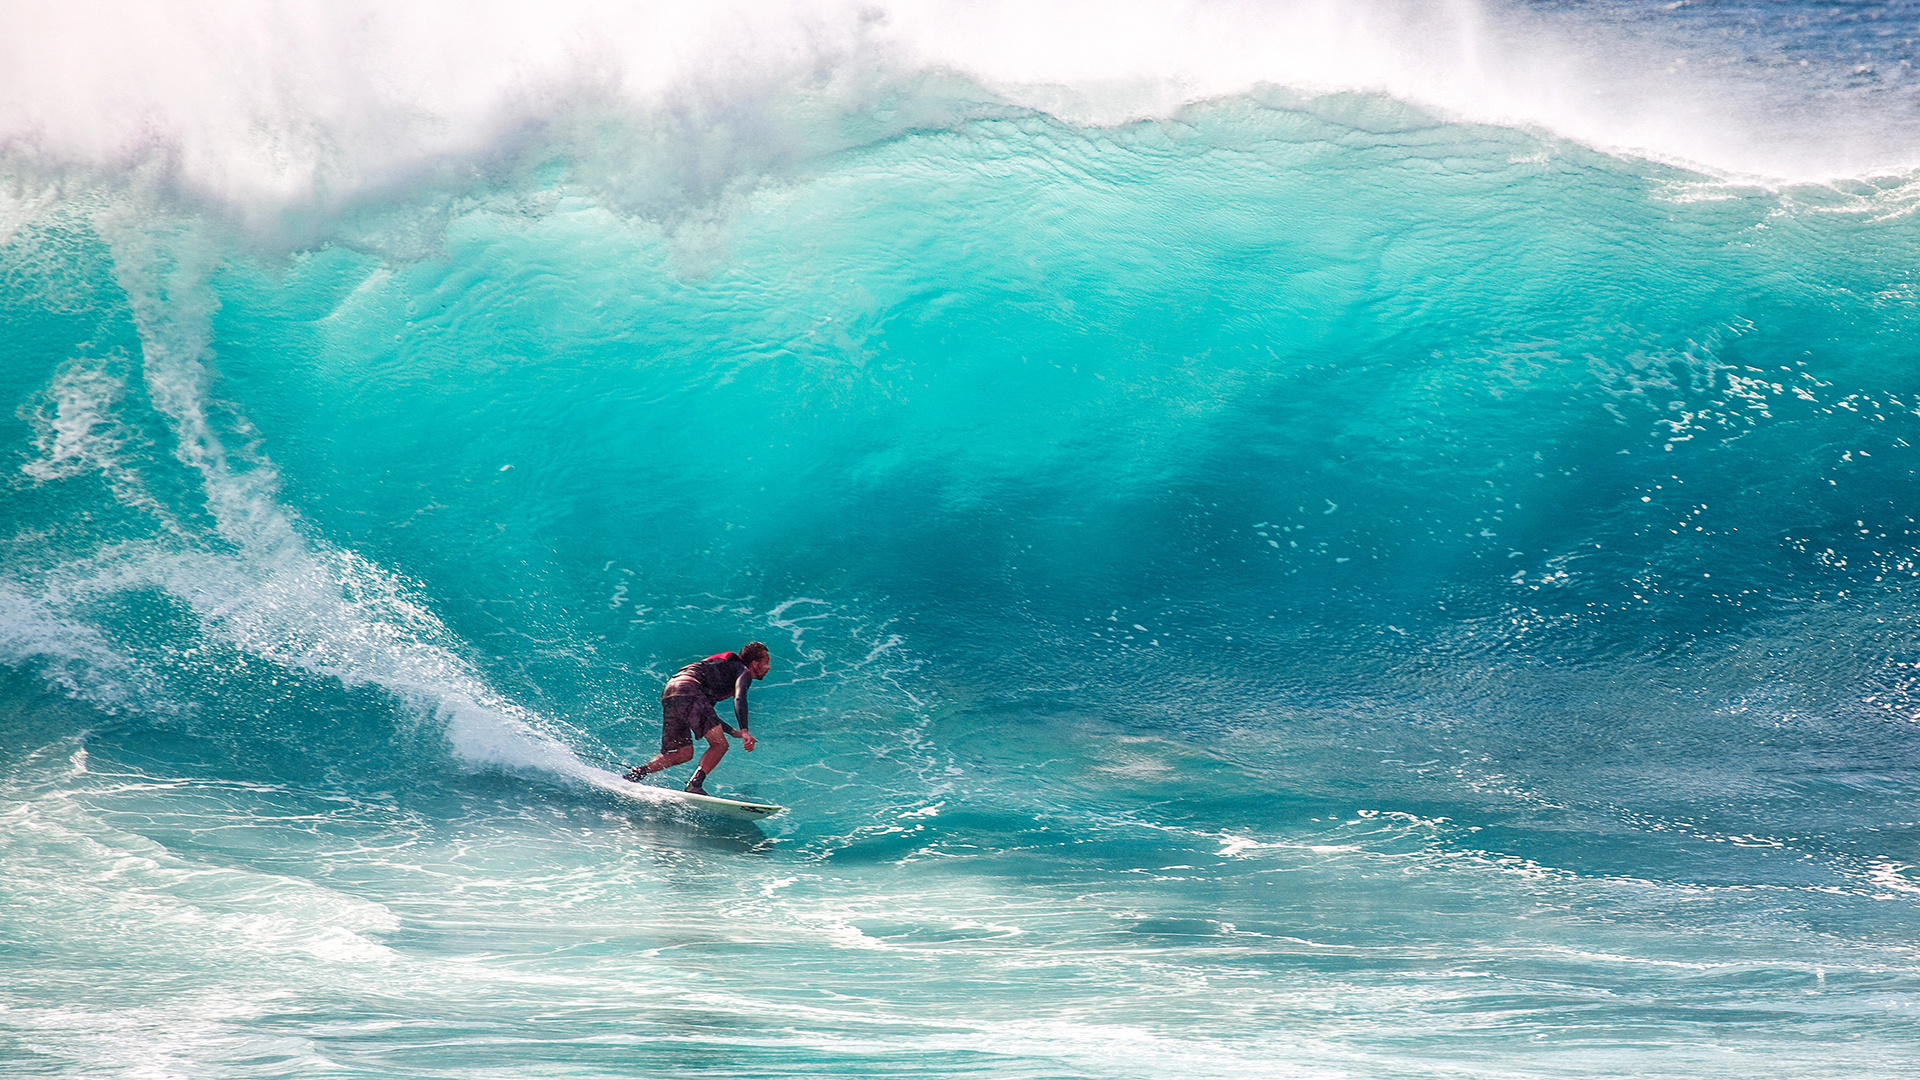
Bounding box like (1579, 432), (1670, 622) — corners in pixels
(730, 670), (757, 750)
(732, 670), (754, 731)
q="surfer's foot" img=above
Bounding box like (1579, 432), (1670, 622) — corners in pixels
(684, 778), (709, 795)
(622, 766), (647, 782)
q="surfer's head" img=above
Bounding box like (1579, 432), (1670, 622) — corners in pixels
(741, 641), (771, 678)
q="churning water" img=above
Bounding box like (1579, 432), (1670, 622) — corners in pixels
(4, 2), (1919, 1076)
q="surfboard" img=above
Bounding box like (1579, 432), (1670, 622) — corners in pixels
(655, 787), (786, 820)
(586, 768), (785, 821)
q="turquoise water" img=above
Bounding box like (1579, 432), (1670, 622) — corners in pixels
(5, 3), (1920, 1077)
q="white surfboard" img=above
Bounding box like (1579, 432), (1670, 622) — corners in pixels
(585, 768), (785, 821)
(650, 786), (785, 820)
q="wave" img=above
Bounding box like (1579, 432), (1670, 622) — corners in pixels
(6, 29), (1920, 1069)
(0, 12), (1916, 858)
(5, 0), (1919, 245)
(1, 211), (594, 780)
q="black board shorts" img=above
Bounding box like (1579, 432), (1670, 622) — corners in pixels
(660, 695), (723, 752)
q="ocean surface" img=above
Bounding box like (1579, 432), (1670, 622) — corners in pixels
(4, 2), (1920, 1076)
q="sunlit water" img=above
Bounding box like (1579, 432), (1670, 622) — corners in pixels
(4, 2), (1919, 1076)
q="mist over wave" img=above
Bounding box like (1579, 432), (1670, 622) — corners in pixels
(5, 0), (1920, 240)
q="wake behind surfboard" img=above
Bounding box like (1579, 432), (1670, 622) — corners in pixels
(582, 768), (785, 821)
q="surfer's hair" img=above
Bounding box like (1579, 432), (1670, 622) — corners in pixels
(740, 641), (770, 665)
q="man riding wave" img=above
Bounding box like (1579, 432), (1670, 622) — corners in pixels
(623, 641), (770, 796)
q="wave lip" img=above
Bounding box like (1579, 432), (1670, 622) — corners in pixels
(5, 0), (1919, 239)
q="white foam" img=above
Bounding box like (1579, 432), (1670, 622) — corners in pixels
(0, 581), (171, 714)
(18, 356), (187, 532)
(1, 213), (592, 780)
(19, 359), (128, 484)
(2, 1), (1915, 234)
(1866, 859), (1920, 896)
(0, 181), (61, 248)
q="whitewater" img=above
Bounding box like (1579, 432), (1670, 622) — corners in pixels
(3, 1), (1919, 1077)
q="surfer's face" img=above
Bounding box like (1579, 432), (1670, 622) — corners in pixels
(750, 656), (771, 679)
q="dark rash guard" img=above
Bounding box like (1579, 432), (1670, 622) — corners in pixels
(661, 652), (755, 732)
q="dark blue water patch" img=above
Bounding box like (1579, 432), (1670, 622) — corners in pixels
(1530, 0), (1920, 68)
(56, 648), (463, 800)
(0, 665), (96, 762)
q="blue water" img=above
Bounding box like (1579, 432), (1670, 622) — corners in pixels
(4, 2), (1920, 1076)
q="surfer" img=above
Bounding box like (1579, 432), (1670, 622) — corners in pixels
(623, 641), (770, 795)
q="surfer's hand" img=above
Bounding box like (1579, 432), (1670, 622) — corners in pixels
(741, 732), (757, 752)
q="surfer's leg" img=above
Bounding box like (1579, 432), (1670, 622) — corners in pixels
(624, 745), (691, 780)
(694, 727), (729, 774)
(625, 698), (701, 781)
(685, 717), (729, 793)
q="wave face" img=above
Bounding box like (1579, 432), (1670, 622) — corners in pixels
(4, 3), (1920, 1077)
